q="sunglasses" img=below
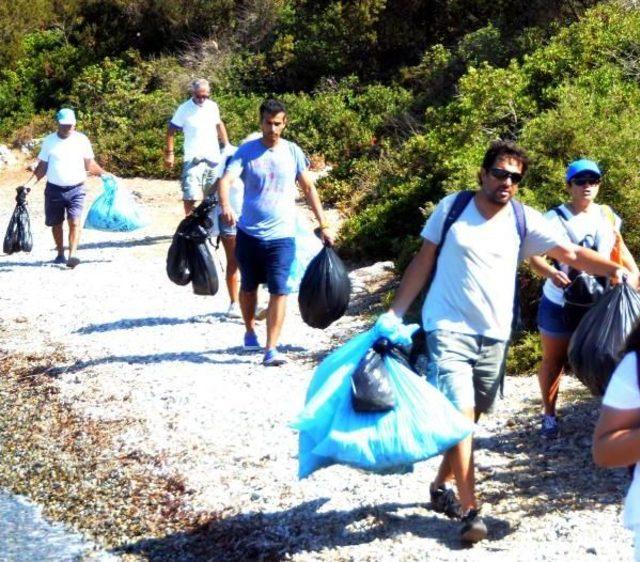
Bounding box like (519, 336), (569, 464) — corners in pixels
(571, 176), (601, 187)
(194, 94), (210, 100)
(490, 167), (523, 184)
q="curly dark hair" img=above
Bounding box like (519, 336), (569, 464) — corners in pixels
(481, 140), (530, 175)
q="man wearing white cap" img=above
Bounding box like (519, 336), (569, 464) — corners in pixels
(25, 107), (108, 268)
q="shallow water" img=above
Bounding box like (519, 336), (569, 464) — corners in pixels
(0, 490), (117, 562)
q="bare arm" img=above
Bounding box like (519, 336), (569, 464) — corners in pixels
(546, 243), (638, 286)
(593, 406), (640, 467)
(390, 240), (438, 316)
(529, 255), (571, 288)
(297, 170), (333, 246)
(164, 123), (180, 169)
(85, 158), (106, 177)
(218, 171), (236, 226)
(217, 121), (229, 148)
(25, 160), (48, 187)
(620, 236), (639, 275)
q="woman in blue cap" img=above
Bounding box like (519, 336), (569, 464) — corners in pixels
(529, 159), (638, 438)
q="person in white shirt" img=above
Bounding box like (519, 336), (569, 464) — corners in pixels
(25, 108), (107, 268)
(530, 159), (639, 439)
(387, 141), (638, 544)
(164, 78), (229, 215)
(593, 327), (640, 561)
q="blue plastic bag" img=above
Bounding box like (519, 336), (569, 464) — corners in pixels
(286, 215), (323, 293)
(85, 176), (149, 232)
(291, 316), (473, 478)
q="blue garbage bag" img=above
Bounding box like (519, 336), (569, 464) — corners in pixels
(291, 315), (473, 478)
(286, 215), (323, 293)
(85, 176), (149, 232)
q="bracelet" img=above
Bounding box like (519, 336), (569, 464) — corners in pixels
(319, 222), (330, 230)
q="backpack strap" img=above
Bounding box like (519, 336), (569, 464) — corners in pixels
(421, 190), (475, 308)
(552, 205), (579, 245)
(436, 190), (475, 258)
(510, 198), (527, 254)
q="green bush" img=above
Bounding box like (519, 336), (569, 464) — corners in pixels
(65, 54), (177, 177)
(0, 30), (88, 137)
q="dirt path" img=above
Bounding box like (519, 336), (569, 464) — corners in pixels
(0, 152), (634, 561)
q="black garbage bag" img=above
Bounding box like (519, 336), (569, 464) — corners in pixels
(187, 241), (219, 296)
(568, 282), (640, 396)
(351, 338), (396, 412)
(3, 186), (32, 254)
(166, 196), (219, 292)
(166, 227), (191, 286)
(298, 246), (351, 329)
(562, 271), (606, 331)
(180, 195), (218, 242)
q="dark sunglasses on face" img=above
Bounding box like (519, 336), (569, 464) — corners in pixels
(571, 176), (601, 187)
(194, 94), (209, 100)
(490, 167), (523, 184)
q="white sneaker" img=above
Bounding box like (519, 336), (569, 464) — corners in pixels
(226, 302), (241, 318)
(255, 306), (268, 321)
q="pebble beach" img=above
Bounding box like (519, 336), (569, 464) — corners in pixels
(0, 155), (635, 561)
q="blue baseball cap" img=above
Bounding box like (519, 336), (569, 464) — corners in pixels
(56, 108), (76, 125)
(565, 159), (602, 182)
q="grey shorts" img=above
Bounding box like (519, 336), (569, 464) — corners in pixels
(44, 182), (86, 226)
(425, 329), (508, 413)
(181, 159), (218, 201)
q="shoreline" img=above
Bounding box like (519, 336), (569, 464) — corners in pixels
(0, 346), (209, 560)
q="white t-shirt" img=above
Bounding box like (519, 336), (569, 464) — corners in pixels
(170, 98), (222, 163)
(421, 192), (563, 340)
(542, 203), (621, 305)
(602, 352), (640, 531)
(37, 131), (94, 187)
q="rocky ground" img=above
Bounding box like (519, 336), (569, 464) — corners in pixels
(0, 152), (634, 561)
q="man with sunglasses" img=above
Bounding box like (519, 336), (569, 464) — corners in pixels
(386, 141), (638, 544)
(165, 78), (229, 215)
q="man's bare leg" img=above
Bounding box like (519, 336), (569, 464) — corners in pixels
(51, 223), (64, 257)
(183, 199), (196, 215)
(265, 294), (287, 351)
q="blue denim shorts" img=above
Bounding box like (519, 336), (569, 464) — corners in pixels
(235, 228), (294, 295)
(218, 212), (237, 237)
(426, 329), (508, 413)
(181, 159), (218, 201)
(537, 295), (572, 338)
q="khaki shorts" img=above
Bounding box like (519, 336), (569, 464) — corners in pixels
(181, 159), (218, 201)
(426, 329), (508, 413)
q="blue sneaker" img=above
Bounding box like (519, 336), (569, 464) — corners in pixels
(540, 414), (559, 439)
(263, 348), (288, 367)
(243, 331), (261, 351)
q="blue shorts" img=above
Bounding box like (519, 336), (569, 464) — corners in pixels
(425, 329), (508, 413)
(537, 295), (572, 338)
(44, 182), (86, 226)
(218, 212), (237, 238)
(235, 228), (294, 295)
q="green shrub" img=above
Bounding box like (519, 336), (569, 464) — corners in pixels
(66, 54), (177, 177)
(506, 331), (542, 376)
